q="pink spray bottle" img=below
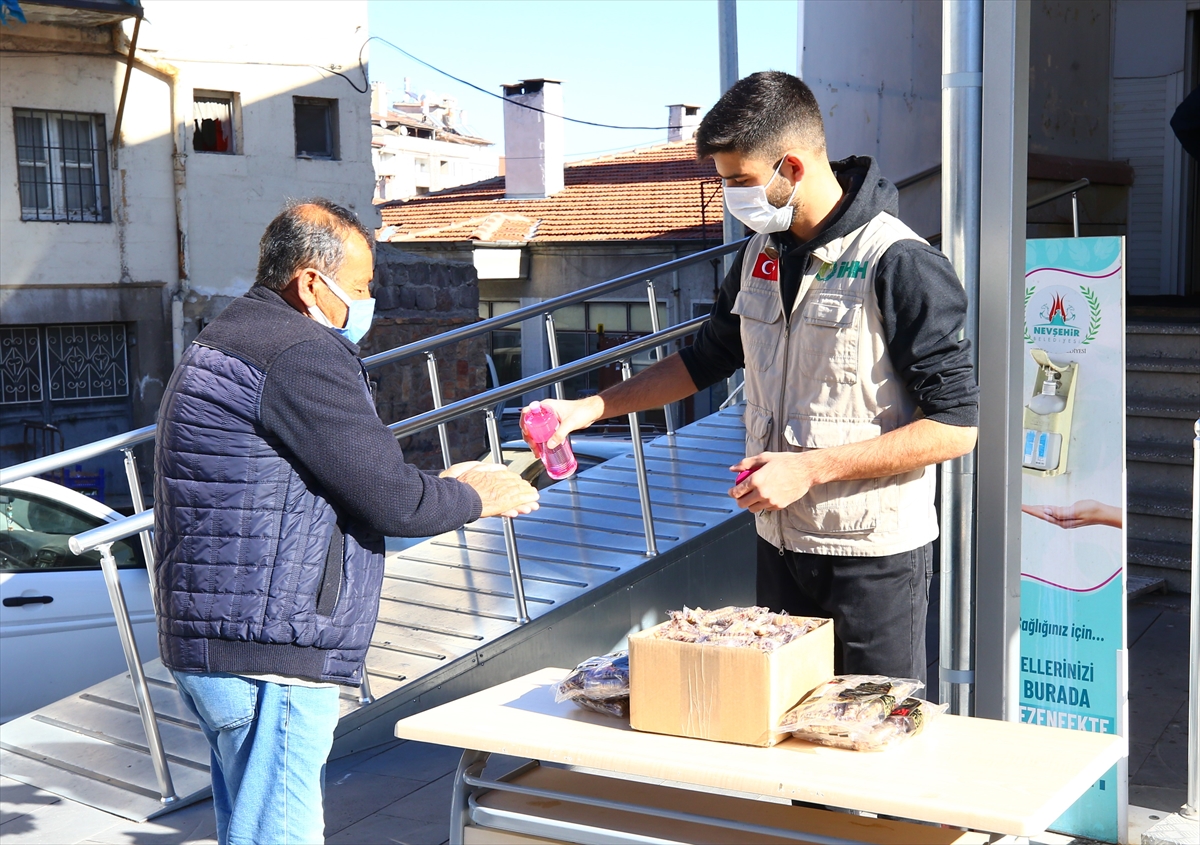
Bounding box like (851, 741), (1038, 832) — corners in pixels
(521, 401), (578, 481)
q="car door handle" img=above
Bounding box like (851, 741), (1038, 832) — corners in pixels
(3, 595), (54, 607)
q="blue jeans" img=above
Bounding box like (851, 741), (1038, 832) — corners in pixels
(172, 671), (341, 845)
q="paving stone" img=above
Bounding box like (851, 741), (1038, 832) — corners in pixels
(0, 777), (60, 827)
(1127, 607), (1191, 753)
(80, 797), (218, 845)
(378, 773), (454, 824)
(328, 739), (406, 777)
(0, 794), (121, 845)
(324, 771), (428, 836)
(347, 740), (461, 783)
(326, 811), (447, 845)
(1127, 602), (1162, 646)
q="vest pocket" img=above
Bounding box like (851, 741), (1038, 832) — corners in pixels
(782, 417), (881, 535)
(743, 403), (773, 456)
(732, 288), (783, 372)
(797, 291), (861, 385)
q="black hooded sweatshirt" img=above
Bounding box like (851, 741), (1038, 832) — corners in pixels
(679, 156), (979, 428)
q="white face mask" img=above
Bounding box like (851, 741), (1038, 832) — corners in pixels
(722, 157), (799, 234)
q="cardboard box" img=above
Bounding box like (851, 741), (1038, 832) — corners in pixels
(628, 617), (834, 747)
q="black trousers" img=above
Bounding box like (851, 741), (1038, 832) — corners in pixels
(756, 536), (933, 685)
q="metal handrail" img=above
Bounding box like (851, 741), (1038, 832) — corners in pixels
(69, 509), (155, 555)
(0, 425), (155, 487)
(360, 238), (746, 370)
(388, 318), (706, 440)
(0, 238), (748, 489)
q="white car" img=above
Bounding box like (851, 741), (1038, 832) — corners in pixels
(0, 477), (156, 723)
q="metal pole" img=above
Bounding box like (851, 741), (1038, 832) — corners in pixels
(939, 0), (983, 717)
(1071, 191), (1080, 238)
(645, 281), (676, 436)
(621, 360), (658, 556)
(544, 313), (566, 402)
(426, 352), (453, 470)
(121, 447), (158, 615)
(96, 543), (177, 804)
(485, 409), (530, 624)
(718, 0), (739, 274)
(358, 672), (374, 706)
(1184, 419), (1199, 819)
(974, 0), (1030, 723)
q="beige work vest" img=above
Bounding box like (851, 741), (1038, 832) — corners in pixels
(733, 212), (938, 556)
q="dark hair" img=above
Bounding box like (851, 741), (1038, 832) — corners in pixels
(255, 198), (373, 291)
(695, 71), (825, 160)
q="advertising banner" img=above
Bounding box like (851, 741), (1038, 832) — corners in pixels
(1019, 237), (1127, 842)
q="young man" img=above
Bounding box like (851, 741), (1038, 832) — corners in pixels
(154, 200), (539, 844)
(529, 72), (978, 682)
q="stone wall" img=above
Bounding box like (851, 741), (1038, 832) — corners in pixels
(361, 247), (488, 471)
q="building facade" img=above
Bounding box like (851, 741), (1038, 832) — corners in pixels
(799, 0), (1198, 297)
(377, 82), (729, 424)
(370, 81), (499, 201)
(0, 0), (376, 503)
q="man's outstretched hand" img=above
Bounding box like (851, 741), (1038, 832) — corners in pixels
(520, 396), (605, 451)
(456, 463), (540, 518)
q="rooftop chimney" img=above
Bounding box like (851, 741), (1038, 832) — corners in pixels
(502, 79), (564, 199)
(667, 104), (701, 143)
(370, 81), (390, 117)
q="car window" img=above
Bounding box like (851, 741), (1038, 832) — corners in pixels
(0, 490), (145, 572)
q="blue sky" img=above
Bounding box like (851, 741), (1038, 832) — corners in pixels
(367, 1), (798, 159)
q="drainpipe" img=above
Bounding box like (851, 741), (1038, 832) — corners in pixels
(939, 0), (983, 717)
(113, 24), (190, 365)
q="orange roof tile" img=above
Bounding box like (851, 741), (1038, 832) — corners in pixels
(377, 141), (725, 243)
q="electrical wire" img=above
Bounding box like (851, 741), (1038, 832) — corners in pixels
(366, 36), (682, 131)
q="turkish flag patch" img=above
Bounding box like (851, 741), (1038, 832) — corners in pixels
(751, 252), (778, 281)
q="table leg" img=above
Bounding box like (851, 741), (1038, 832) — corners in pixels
(449, 749), (490, 845)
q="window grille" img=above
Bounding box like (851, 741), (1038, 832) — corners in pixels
(45, 324), (128, 401)
(294, 97), (338, 159)
(0, 327), (44, 405)
(13, 109), (111, 223)
(193, 91), (236, 154)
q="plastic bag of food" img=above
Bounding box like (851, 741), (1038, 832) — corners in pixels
(555, 651), (630, 717)
(792, 697), (947, 751)
(572, 695), (630, 718)
(777, 675), (924, 733)
(652, 605), (822, 652)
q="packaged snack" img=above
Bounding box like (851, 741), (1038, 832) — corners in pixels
(650, 605), (822, 652)
(777, 675), (924, 732)
(555, 652), (630, 718)
(792, 697), (948, 751)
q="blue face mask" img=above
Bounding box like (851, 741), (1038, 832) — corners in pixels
(309, 270), (375, 344)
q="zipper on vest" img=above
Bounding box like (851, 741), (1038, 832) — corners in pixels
(773, 249), (795, 550)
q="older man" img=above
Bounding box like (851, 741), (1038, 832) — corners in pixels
(154, 199), (538, 845)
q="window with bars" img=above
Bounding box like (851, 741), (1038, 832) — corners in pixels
(13, 109), (111, 223)
(0, 324), (128, 405)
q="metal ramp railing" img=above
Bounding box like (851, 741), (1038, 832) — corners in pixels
(0, 239), (751, 822)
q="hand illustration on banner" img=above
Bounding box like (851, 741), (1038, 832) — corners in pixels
(1022, 500), (1122, 530)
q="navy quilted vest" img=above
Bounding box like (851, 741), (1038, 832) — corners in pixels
(153, 341), (384, 686)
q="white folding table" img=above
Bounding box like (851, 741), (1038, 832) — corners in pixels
(393, 668), (1126, 844)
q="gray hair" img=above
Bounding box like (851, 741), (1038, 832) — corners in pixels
(254, 198), (373, 291)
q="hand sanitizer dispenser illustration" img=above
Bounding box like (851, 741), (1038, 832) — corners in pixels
(1022, 348), (1078, 477)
